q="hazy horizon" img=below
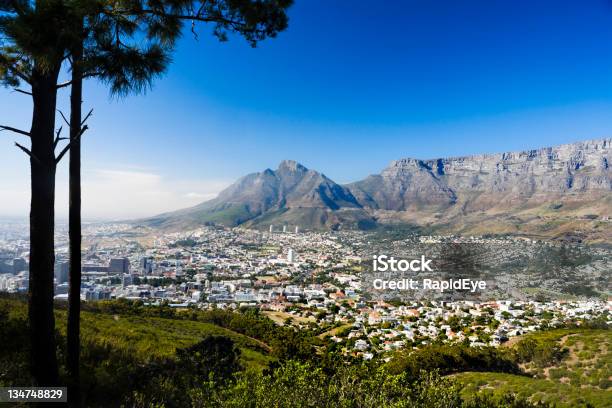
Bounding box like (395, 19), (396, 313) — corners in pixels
(0, 135), (609, 221)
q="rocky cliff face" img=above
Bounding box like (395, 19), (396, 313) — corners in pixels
(350, 138), (611, 212)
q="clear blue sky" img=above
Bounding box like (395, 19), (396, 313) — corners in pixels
(3, 0), (612, 219)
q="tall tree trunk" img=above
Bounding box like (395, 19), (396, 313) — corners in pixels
(28, 63), (61, 386)
(67, 26), (84, 406)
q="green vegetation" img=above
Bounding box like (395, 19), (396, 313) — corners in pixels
(146, 363), (541, 408)
(76, 312), (273, 369)
(514, 329), (611, 387)
(386, 344), (519, 379)
(2, 295), (608, 407)
(2, 297), (273, 369)
(457, 372), (610, 408)
(170, 238), (198, 248)
(198, 204), (255, 227)
(457, 328), (612, 407)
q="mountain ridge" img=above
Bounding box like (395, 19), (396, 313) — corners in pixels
(139, 138), (611, 242)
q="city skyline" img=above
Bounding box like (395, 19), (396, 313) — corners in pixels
(3, 0), (612, 219)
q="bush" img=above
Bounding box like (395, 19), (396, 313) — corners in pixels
(597, 378), (611, 390)
(386, 344), (519, 379)
(514, 337), (567, 368)
(176, 335), (242, 383)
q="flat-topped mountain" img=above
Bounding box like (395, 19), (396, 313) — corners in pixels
(350, 138), (610, 210)
(140, 139), (611, 242)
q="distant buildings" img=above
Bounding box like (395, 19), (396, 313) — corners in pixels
(82, 264), (108, 272)
(55, 282), (69, 295)
(85, 286), (111, 301)
(269, 225), (300, 234)
(109, 257), (130, 273)
(2, 222), (610, 359)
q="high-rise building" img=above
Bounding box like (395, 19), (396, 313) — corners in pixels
(13, 258), (27, 274)
(140, 257), (153, 275)
(121, 273), (133, 288)
(269, 225), (274, 233)
(54, 261), (69, 284)
(109, 257), (130, 273)
(282, 225), (287, 233)
(287, 248), (295, 263)
(295, 226), (299, 234)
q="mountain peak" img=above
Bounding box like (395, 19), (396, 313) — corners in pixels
(277, 160), (307, 173)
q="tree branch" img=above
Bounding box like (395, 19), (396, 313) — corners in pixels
(13, 88), (32, 96)
(81, 108), (93, 126)
(54, 109), (92, 160)
(0, 125), (30, 137)
(109, 8), (255, 33)
(53, 126), (67, 149)
(55, 125), (88, 164)
(56, 72), (101, 89)
(9, 0), (25, 17)
(58, 110), (70, 127)
(54, 136), (68, 149)
(15, 142), (40, 164)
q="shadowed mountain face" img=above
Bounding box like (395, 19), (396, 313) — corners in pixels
(347, 159), (458, 211)
(141, 139), (611, 240)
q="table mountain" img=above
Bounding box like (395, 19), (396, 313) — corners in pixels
(350, 138), (610, 209)
(349, 138), (611, 242)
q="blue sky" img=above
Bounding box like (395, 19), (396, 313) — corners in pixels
(3, 0), (612, 218)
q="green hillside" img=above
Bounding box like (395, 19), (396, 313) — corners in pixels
(457, 372), (610, 408)
(2, 297), (273, 370)
(2, 296), (609, 407)
(457, 329), (611, 407)
(71, 312), (273, 369)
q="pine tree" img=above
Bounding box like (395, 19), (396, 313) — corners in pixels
(0, 0), (292, 387)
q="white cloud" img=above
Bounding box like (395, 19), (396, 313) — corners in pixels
(184, 192), (216, 200)
(0, 166), (230, 221)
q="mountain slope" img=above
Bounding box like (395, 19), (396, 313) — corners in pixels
(142, 160), (375, 230)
